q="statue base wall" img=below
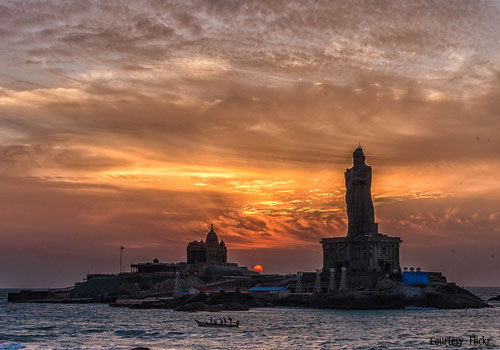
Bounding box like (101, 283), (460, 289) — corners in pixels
(320, 233), (402, 279)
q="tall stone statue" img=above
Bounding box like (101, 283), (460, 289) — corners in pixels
(345, 147), (376, 237)
(321, 147), (401, 277)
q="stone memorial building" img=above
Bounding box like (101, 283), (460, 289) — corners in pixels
(186, 224), (227, 265)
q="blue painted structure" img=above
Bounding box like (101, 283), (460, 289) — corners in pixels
(402, 271), (429, 285)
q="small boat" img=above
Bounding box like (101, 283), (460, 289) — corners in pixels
(195, 319), (239, 328)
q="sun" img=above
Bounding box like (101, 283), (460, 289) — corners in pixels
(253, 264), (263, 272)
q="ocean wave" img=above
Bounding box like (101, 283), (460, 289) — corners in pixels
(0, 333), (58, 343)
(0, 335), (36, 343)
(80, 328), (107, 334)
(166, 331), (185, 336)
(113, 329), (161, 338)
(24, 325), (56, 331)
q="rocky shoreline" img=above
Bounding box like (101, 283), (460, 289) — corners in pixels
(110, 280), (490, 311)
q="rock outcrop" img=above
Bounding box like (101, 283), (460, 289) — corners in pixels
(488, 295), (500, 301)
(121, 281), (489, 311)
(275, 281), (490, 310)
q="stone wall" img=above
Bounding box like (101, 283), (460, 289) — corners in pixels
(321, 234), (402, 274)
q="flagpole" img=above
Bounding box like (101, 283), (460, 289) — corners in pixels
(119, 246), (124, 274)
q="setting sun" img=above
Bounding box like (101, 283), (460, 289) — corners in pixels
(253, 265), (264, 273)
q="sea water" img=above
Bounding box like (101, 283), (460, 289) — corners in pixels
(1, 288), (499, 350)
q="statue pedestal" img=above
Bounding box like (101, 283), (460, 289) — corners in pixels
(320, 233), (402, 288)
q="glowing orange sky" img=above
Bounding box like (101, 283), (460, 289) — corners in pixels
(0, 1), (500, 287)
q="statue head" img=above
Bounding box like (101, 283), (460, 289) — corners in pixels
(353, 147), (365, 165)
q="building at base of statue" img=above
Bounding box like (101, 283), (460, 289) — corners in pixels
(320, 232), (401, 275)
(186, 225), (227, 265)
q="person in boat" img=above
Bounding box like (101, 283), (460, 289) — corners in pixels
(210, 317), (213, 324)
(223, 317), (227, 324)
(236, 320), (240, 327)
(228, 316), (232, 325)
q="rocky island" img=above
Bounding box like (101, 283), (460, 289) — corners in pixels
(107, 278), (489, 311)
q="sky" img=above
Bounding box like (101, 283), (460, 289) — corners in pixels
(1, 0), (500, 287)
